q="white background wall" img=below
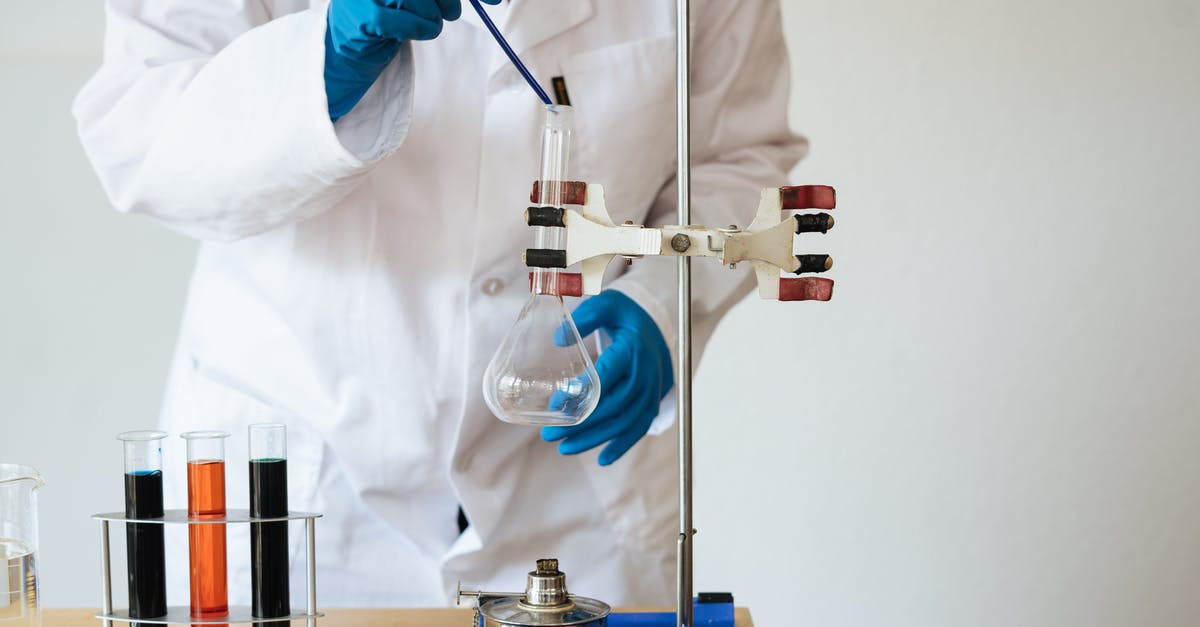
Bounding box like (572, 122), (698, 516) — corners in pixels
(1, 1), (1198, 626)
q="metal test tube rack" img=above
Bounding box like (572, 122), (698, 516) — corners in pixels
(93, 510), (324, 626)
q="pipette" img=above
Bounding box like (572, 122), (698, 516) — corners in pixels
(467, 0), (552, 104)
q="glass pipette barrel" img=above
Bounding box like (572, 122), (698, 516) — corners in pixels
(118, 431), (168, 626)
(248, 424), (289, 624)
(181, 431), (229, 618)
(531, 104), (572, 296)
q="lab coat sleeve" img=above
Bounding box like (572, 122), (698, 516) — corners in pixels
(72, 0), (415, 242)
(604, 0), (808, 432)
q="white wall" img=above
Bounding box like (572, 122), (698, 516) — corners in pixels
(2, 1), (1198, 626)
(0, 0), (198, 610)
(694, 1), (1200, 625)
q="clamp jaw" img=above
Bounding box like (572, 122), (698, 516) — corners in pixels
(523, 182), (839, 301)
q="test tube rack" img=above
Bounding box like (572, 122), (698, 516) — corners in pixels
(92, 510), (324, 626)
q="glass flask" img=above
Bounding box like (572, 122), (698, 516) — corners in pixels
(482, 104), (601, 426)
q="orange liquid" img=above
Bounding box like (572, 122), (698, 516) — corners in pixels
(187, 460), (228, 618)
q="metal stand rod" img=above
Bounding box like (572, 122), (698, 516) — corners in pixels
(100, 520), (113, 627)
(305, 518), (317, 627)
(675, 0), (693, 625)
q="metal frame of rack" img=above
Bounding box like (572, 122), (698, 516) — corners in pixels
(92, 510), (323, 627)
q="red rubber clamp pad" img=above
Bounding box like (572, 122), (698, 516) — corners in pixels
(780, 185), (836, 210)
(779, 277), (834, 301)
(530, 181), (589, 206)
(527, 272), (584, 297)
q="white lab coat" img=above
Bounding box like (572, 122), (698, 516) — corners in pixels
(74, 0), (806, 608)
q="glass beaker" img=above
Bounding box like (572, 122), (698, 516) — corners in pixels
(0, 464), (44, 627)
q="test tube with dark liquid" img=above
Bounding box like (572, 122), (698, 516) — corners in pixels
(118, 430), (168, 626)
(181, 431), (229, 618)
(248, 424), (289, 624)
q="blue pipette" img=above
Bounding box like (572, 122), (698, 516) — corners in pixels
(467, 0), (553, 105)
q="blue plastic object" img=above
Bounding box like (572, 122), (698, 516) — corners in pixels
(467, 0), (553, 104)
(541, 290), (673, 466)
(324, 0), (501, 121)
(608, 597), (735, 626)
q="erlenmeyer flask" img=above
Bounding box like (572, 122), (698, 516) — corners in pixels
(482, 104), (600, 426)
(482, 287), (601, 426)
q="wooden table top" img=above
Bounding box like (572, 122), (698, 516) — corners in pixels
(47, 607), (754, 626)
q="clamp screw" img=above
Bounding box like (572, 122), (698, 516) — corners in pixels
(671, 233), (692, 253)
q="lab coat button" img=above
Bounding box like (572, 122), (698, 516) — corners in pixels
(481, 278), (505, 295)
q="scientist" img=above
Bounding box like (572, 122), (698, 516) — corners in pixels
(74, 0), (805, 608)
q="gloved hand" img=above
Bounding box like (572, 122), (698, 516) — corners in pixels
(324, 0), (500, 121)
(542, 290), (674, 466)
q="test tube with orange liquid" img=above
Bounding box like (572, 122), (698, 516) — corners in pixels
(181, 431), (229, 618)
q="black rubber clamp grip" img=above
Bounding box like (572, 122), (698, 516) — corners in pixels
(524, 249), (568, 268)
(794, 254), (833, 273)
(526, 206), (566, 227)
(794, 213), (834, 234)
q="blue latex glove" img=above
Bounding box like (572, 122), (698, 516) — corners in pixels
(542, 290), (674, 466)
(324, 0), (500, 121)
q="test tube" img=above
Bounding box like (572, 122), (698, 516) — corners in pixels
(118, 431), (168, 626)
(181, 431), (229, 618)
(248, 424), (289, 623)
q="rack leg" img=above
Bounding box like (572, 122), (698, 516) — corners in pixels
(100, 520), (112, 627)
(305, 518), (316, 627)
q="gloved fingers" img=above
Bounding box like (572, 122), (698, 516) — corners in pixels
(542, 332), (637, 442)
(395, 0), (442, 20)
(546, 387), (569, 413)
(594, 364), (669, 465)
(540, 424), (570, 442)
(556, 414), (627, 455)
(562, 293), (617, 343)
(368, 2), (444, 40)
(433, 0), (462, 21)
(540, 373), (630, 442)
(597, 369), (667, 463)
(540, 374), (627, 442)
(554, 305), (599, 347)
(553, 318), (579, 347)
(559, 386), (659, 457)
(545, 372), (597, 413)
(594, 339), (633, 385)
(543, 355), (645, 447)
(592, 343), (637, 412)
(597, 414), (652, 466)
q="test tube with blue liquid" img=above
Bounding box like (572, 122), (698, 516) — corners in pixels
(118, 430), (168, 626)
(248, 424), (288, 624)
